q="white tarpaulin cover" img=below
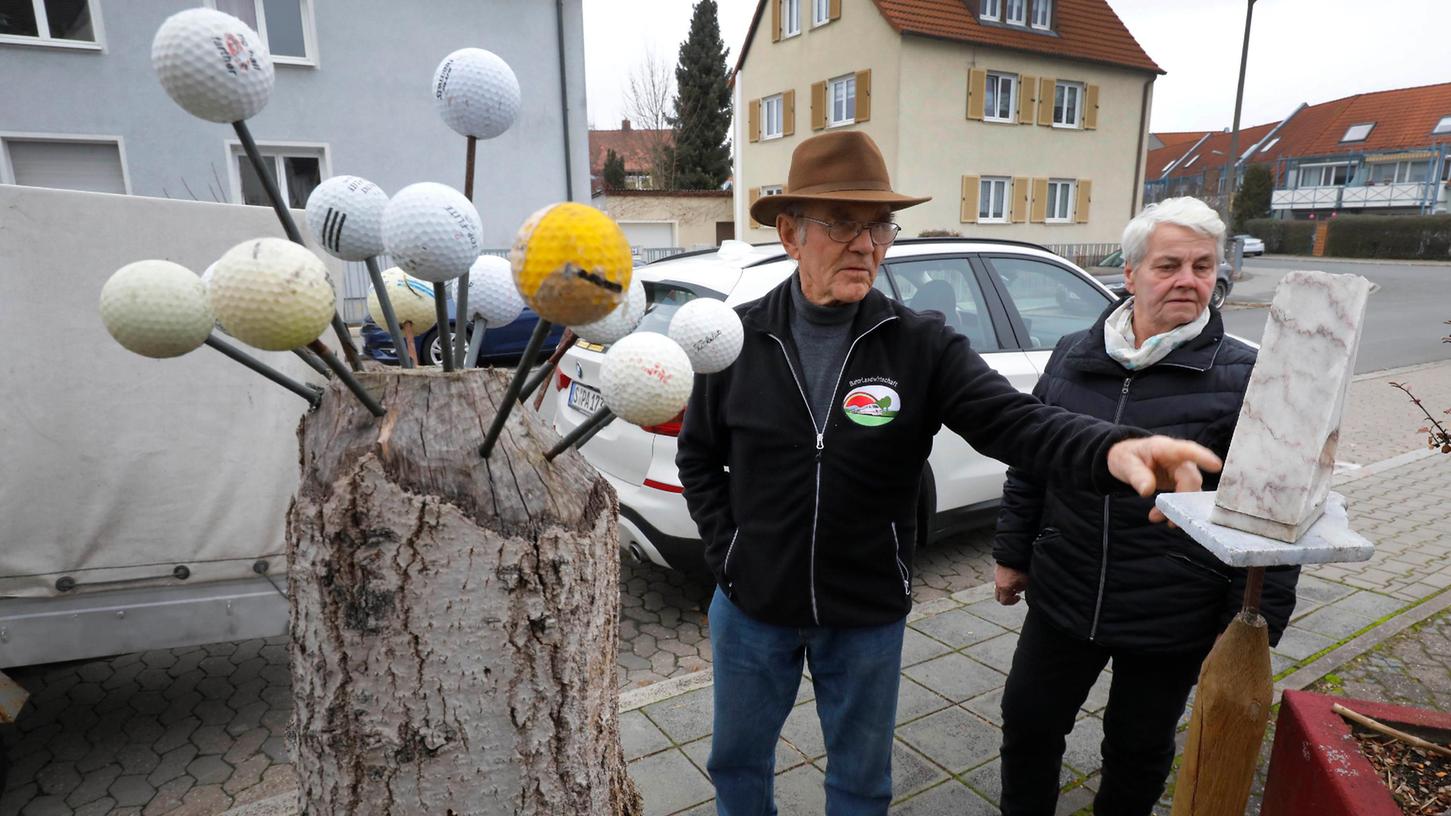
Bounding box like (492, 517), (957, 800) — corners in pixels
(0, 186), (345, 597)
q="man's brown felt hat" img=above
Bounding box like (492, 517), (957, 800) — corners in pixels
(749, 130), (931, 225)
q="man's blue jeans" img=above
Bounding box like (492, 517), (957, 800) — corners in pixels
(707, 588), (905, 815)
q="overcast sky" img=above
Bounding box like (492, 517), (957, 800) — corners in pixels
(582, 0), (1450, 134)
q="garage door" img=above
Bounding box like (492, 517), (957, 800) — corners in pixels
(619, 221), (675, 249)
(7, 139), (127, 194)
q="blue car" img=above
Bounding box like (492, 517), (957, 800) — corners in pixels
(361, 295), (563, 367)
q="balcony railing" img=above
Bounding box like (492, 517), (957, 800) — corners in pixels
(1272, 181), (1440, 211)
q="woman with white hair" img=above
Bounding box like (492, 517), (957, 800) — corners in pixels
(990, 197), (1300, 815)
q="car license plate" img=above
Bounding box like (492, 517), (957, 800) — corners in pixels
(568, 382), (604, 415)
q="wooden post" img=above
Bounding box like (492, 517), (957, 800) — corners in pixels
(286, 368), (642, 814)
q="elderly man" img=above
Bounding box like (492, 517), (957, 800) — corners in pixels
(677, 133), (1227, 815)
(993, 197), (1299, 816)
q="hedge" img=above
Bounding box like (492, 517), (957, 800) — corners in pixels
(1323, 214), (1451, 260)
(1245, 218), (1315, 255)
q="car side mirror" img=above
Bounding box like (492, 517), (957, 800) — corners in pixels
(1110, 285), (1128, 301)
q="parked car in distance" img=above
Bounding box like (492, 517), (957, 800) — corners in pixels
(361, 294), (563, 367)
(536, 238), (1121, 574)
(1087, 248), (1234, 309)
(1236, 234), (1265, 256)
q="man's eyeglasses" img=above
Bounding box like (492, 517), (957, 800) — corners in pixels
(796, 216), (901, 246)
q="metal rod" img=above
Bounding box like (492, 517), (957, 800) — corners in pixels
(1241, 566), (1266, 618)
(308, 340), (386, 417)
(292, 347), (332, 379)
(464, 320), (487, 369)
(532, 328), (576, 411)
(452, 135), (478, 365)
(432, 283), (454, 371)
(364, 256), (412, 370)
(479, 319), (554, 458)
(233, 119), (364, 372)
(520, 328), (573, 406)
(544, 407), (614, 461)
(207, 335), (322, 408)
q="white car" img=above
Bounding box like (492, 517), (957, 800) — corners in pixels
(1236, 234), (1265, 256)
(537, 238), (1119, 572)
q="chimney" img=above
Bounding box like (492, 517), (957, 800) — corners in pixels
(621, 119), (631, 131)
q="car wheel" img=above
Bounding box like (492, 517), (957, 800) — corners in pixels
(1211, 280), (1228, 310)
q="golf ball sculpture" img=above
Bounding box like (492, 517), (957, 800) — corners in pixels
(100, 260), (215, 359)
(151, 8), (274, 123)
(600, 332), (694, 427)
(432, 48), (522, 140)
(511, 202), (632, 326)
(305, 176), (389, 262)
(467, 255), (525, 328)
(668, 298), (744, 374)
(368, 267), (437, 330)
(208, 238), (336, 351)
(573, 276), (647, 346)
(382, 182), (483, 284)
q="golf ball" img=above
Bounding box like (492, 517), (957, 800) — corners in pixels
(573, 276), (646, 346)
(368, 267), (437, 330)
(100, 260), (215, 358)
(600, 332), (693, 426)
(432, 48), (521, 140)
(669, 298), (744, 374)
(305, 176), (388, 261)
(510, 202), (632, 326)
(382, 182), (482, 283)
(467, 255), (524, 328)
(151, 8), (274, 123)
(208, 238), (335, 351)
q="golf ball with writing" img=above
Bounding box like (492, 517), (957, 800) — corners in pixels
(432, 48), (521, 140)
(669, 298), (744, 374)
(152, 8), (274, 123)
(305, 176), (388, 262)
(382, 182), (482, 283)
(208, 238), (335, 351)
(573, 276), (646, 346)
(100, 260), (215, 358)
(466, 255), (524, 328)
(511, 202), (632, 326)
(600, 332), (693, 426)
(368, 267), (437, 330)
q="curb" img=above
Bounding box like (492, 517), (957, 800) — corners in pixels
(1257, 255), (1451, 268)
(1275, 588), (1451, 697)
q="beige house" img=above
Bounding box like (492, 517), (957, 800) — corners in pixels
(591, 189), (734, 251)
(732, 0), (1162, 244)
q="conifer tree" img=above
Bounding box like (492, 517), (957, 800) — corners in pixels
(602, 148), (627, 189)
(670, 0), (732, 190)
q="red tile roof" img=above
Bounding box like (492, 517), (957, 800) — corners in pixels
(1152, 122), (1279, 180)
(1284, 82), (1451, 158)
(587, 124), (673, 178)
(1154, 130), (1209, 148)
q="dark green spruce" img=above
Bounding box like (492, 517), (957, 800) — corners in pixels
(670, 0), (733, 190)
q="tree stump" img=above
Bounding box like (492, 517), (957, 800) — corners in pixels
(286, 368), (642, 815)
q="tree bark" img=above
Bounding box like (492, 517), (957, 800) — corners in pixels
(287, 368), (642, 815)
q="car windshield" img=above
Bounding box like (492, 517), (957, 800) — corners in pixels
(634, 281), (708, 335)
(1096, 249), (1123, 267)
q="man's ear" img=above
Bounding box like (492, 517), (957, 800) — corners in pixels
(1122, 263), (1136, 295)
(777, 213), (801, 260)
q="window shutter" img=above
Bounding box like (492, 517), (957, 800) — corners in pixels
(1074, 179), (1092, 223)
(855, 70), (871, 122)
(772, 0), (782, 42)
(749, 99), (761, 142)
(1037, 77), (1055, 127)
(1084, 84), (1099, 130)
(1030, 177), (1049, 222)
(812, 80), (827, 130)
(966, 68), (987, 120)
(1017, 74), (1036, 124)
(749, 187), (761, 228)
(829, 0), (841, 20)
(1011, 176), (1029, 222)
(783, 90), (796, 136)
(960, 176), (980, 223)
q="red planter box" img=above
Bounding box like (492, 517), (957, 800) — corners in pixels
(1260, 689), (1451, 816)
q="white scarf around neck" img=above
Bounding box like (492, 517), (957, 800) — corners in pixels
(1103, 297), (1209, 371)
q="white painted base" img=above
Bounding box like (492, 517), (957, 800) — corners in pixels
(1156, 491), (1374, 567)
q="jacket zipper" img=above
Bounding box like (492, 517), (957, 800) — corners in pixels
(890, 522), (910, 596)
(767, 316), (897, 625)
(721, 528), (740, 585)
(1090, 374), (1134, 641)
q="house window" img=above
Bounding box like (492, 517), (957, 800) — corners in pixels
(210, 0), (316, 63)
(762, 94), (784, 140)
(781, 0), (800, 37)
(984, 73), (1016, 122)
(813, 0), (830, 26)
(231, 144), (325, 207)
(1053, 81), (1083, 128)
(761, 185), (785, 196)
(1045, 179), (1075, 222)
(980, 0), (1000, 20)
(979, 177), (1010, 223)
(1339, 122), (1374, 143)
(1296, 163), (1351, 188)
(1259, 136), (1280, 153)
(1005, 0), (1026, 25)
(2, 136), (126, 194)
(1433, 115), (1451, 136)
(1031, 0), (1052, 28)
(625, 173), (652, 190)
(0, 0), (99, 47)
(828, 74), (856, 126)
(1369, 161), (1430, 185)
(1183, 155), (1200, 169)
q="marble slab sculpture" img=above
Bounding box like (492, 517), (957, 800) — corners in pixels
(1209, 271), (1373, 542)
(1156, 491), (1372, 567)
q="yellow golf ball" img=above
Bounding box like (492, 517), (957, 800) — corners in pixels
(509, 202), (632, 326)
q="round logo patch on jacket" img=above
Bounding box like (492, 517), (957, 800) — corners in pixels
(842, 385), (900, 426)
